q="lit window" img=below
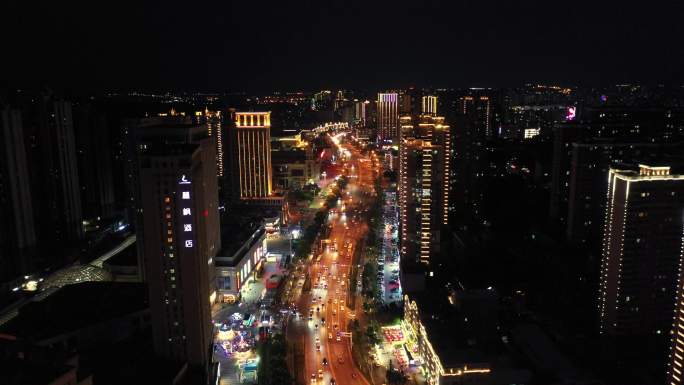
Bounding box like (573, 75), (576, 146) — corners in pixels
(184, 224), (192, 232)
(182, 191), (191, 199)
(164, 197), (171, 203)
(183, 208), (191, 216)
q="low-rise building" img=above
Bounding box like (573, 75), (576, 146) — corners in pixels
(271, 136), (320, 191)
(403, 295), (491, 385)
(215, 224), (267, 303)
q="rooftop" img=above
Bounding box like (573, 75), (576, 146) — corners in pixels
(215, 211), (269, 267)
(1, 282), (147, 341)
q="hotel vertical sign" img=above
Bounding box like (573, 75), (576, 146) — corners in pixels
(178, 174), (194, 249)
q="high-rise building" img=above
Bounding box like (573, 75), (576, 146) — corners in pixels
(377, 92), (399, 142)
(124, 116), (212, 279)
(422, 95), (437, 116)
(399, 115), (451, 265)
(668, 248), (684, 384)
(549, 122), (585, 227)
(566, 141), (684, 248)
(195, 109), (225, 178)
(460, 95), (491, 138)
(139, 138), (220, 368)
(30, 99), (83, 245)
(227, 112), (273, 200)
(598, 164), (684, 337)
(354, 100), (369, 127)
(0, 108), (37, 283)
(74, 103), (115, 220)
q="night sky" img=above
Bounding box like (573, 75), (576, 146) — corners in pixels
(4, 0), (684, 92)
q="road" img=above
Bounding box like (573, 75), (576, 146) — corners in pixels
(287, 134), (379, 385)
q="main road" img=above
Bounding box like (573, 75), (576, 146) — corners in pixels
(287, 135), (378, 385)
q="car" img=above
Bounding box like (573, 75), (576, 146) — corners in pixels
(323, 357), (328, 366)
(318, 369), (324, 379)
(315, 323), (319, 329)
(321, 317), (325, 324)
(336, 334), (341, 341)
(332, 310), (336, 315)
(308, 315), (313, 321)
(311, 373), (317, 383)
(316, 307), (320, 313)
(316, 343), (321, 351)
(328, 333), (332, 340)
(330, 379), (336, 385)
(333, 324), (338, 330)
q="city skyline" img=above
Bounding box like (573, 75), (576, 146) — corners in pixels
(2, 2), (684, 384)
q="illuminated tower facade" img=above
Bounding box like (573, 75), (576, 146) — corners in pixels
(377, 92), (399, 142)
(599, 164), (684, 339)
(139, 139), (220, 368)
(228, 112), (273, 199)
(422, 95), (437, 116)
(194, 109), (225, 177)
(398, 115), (451, 265)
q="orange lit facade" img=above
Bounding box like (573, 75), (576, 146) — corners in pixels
(422, 95), (438, 116)
(378, 92), (399, 142)
(229, 112), (273, 199)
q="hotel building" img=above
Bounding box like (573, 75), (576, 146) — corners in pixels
(139, 138), (220, 367)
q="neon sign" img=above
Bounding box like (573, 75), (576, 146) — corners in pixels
(566, 106), (576, 121)
(179, 175), (193, 248)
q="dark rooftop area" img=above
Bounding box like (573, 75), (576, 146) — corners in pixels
(102, 242), (138, 267)
(1, 281), (148, 341)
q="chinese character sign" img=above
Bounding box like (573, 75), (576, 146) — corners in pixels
(179, 174), (194, 249)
